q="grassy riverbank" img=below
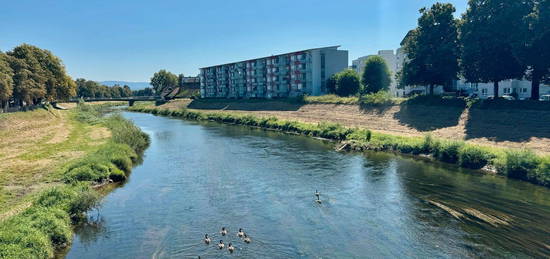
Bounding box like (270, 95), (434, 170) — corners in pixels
(0, 104), (149, 258)
(128, 104), (549, 187)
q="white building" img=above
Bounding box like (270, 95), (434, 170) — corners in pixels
(456, 79), (550, 99)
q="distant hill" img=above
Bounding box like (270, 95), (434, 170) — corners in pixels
(100, 81), (152, 90)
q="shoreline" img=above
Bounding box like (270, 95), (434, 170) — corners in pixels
(128, 104), (549, 188)
(0, 104), (150, 258)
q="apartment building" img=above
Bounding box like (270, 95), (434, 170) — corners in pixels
(199, 46), (348, 98)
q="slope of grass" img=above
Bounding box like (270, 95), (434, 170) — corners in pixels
(0, 103), (149, 258)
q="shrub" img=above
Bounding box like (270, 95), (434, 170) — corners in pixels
(360, 91), (394, 106)
(361, 56), (391, 94)
(0, 223), (53, 258)
(533, 157), (550, 186)
(434, 141), (464, 163)
(458, 145), (491, 169)
(20, 207), (72, 246)
(504, 150), (540, 181)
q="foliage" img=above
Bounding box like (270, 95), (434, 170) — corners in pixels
(150, 69), (178, 94)
(303, 94), (358, 105)
(361, 56), (391, 94)
(75, 78), (133, 98)
(460, 0), (530, 97)
(130, 105), (550, 187)
(401, 3), (459, 95)
(132, 87), (154, 96)
(0, 52), (14, 104)
(6, 44), (76, 104)
(333, 70), (361, 97)
(359, 91), (395, 106)
(520, 0), (550, 100)
(326, 74), (337, 94)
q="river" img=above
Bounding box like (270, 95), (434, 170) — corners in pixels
(65, 112), (550, 258)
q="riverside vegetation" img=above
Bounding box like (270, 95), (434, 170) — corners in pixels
(0, 103), (149, 258)
(129, 103), (549, 187)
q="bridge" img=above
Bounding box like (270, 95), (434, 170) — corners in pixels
(66, 96), (159, 106)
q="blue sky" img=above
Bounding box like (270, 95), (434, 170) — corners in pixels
(0, 0), (467, 82)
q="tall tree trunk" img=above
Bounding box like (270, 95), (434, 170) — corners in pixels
(531, 73), (541, 101)
(493, 81), (499, 98)
(429, 84), (434, 95)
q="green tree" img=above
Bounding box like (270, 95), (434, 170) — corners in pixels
(401, 3), (459, 95)
(177, 73), (185, 88)
(361, 56), (391, 94)
(150, 69), (178, 94)
(0, 52), (14, 111)
(122, 85), (132, 97)
(334, 70), (361, 97)
(326, 74), (337, 94)
(520, 0), (550, 100)
(460, 0), (531, 98)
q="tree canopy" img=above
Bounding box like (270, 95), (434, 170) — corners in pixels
(520, 0), (550, 99)
(460, 0), (531, 97)
(401, 3), (459, 95)
(361, 56), (391, 94)
(334, 70), (361, 97)
(150, 69), (178, 94)
(0, 44), (76, 108)
(75, 79), (134, 98)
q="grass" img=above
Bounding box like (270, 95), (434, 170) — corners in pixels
(0, 102), (149, 258)
(129, 104), (550, 187)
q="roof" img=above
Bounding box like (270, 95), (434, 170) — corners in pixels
(199, 45), (342, 69)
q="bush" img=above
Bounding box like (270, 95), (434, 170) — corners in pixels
(504, 150), (540, 181)
(0, 223), (53, 258)
(434, 141), (464, 163)
(334, 70), (361, 97)
(361, 56), (391, 94)
(458, 145), (491, 169)
(533, 157), (550, 186)
(20, 207), (72, 246)
(360, 91), (394, 106)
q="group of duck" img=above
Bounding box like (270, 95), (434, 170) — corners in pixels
(203, 227), (251, 253)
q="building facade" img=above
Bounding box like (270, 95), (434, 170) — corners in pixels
(199, 46), (348, 98)
(456, 79), (550, 99)
(180, 76), (200, 89)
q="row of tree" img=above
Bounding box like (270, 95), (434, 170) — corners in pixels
(327, 56), (392, 97)
(0, 44), (76, 110)
(400, 0), (549, 99)
(75, 79), (133, 98)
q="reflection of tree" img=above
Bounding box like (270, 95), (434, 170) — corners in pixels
(74, 211), (108, 246)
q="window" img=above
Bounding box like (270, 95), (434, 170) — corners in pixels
(521, 88), (527, 93)
(481, 88), (488, 96)
(504, 88), (511, 94)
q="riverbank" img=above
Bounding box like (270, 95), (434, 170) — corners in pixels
(0, 103), (149, 258)
(158, 97), (550, 154)
(128, 103), (549, 187)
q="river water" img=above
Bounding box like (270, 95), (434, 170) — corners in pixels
(65, 112), (550, 258)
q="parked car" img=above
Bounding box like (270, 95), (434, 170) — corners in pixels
(540, 95), (550, 101)
(502, 95), (515, 100)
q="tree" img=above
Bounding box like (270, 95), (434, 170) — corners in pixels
(133, 87), (154, 96)
(150, 69), (178, 94)
(334, 70), (361, 97)
(0, 52), (14, 111)
(177, 73), (185, 88)
(361, 56), (392, 94)
(401, 3), (459, 95)
(460, 0), (531, 98)
(122, 85), (132, 97)
(326, 74), (337, 94)
(520, 0), (550, 100)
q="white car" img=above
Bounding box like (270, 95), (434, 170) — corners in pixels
(540, 95), (550, 101)
(501, 95), (515, 101)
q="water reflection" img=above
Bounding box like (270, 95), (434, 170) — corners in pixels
(65, 112), (550, 258)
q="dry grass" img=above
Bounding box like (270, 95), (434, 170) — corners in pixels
(149, 99), (550, 154)
(0, 108), (110, 214)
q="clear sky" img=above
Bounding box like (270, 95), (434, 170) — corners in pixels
(0, 0), (467, 82)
